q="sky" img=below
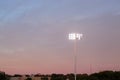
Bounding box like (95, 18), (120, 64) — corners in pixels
(0, 0), (120, 75)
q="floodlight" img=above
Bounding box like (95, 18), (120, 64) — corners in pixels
(69, 33), (83, 40)
(68, 32), (83, 80)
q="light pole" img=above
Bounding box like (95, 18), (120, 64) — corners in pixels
(68, 33), (83, 80)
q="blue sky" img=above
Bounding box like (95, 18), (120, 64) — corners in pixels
(0, 0), (120, 74)
(0, 0), (120, 22)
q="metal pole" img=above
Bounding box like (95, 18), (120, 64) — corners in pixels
(74, 39), (77, 80)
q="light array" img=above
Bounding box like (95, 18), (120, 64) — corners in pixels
(69, 33), (83, 40)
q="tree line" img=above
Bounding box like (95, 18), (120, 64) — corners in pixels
(50, 71), (120, 80)
(1, 70), (120, 80)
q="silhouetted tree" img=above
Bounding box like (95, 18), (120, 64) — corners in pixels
(0, 72), (10, 80)
(25, 75), (30, 77)
(13, 74), (22, 77)
(0, 72), (6, 80)
(89, 71), (120, 80)
(77, 74), (88, 80)
(41, 77), (48, 80)
(114, 71), (120, 80)
(51, 74), (66, 80)
(26, 77), (32, 80)
(66, 73), (74, 80)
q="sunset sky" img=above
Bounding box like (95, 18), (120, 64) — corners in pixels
(0, 0), (120, 74)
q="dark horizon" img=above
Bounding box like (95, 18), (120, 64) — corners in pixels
(1, 70), (120, 76)
(1, 70), (120, 80)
